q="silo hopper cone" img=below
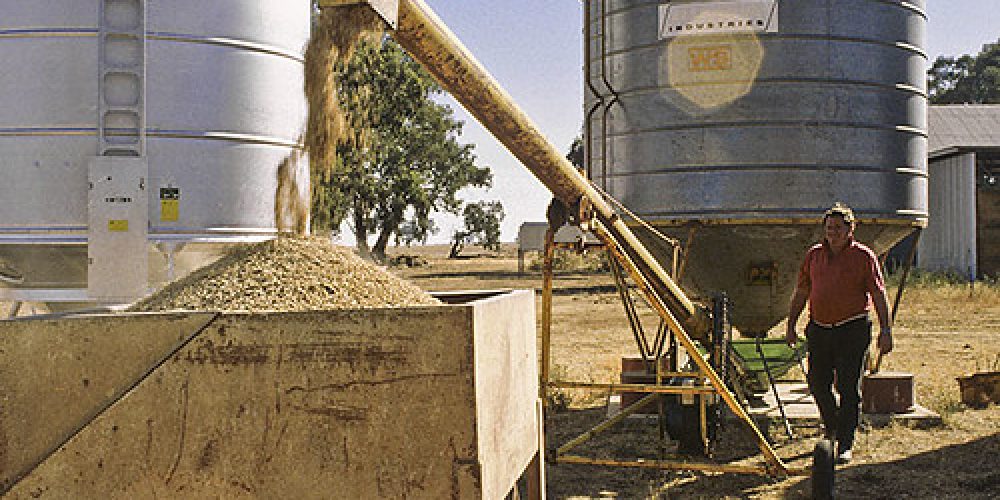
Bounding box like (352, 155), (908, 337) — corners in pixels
(635, 222), (914, 335)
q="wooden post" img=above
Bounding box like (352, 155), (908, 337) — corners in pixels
(540, 229), (555, 406)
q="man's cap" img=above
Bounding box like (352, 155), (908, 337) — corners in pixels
(824, 202), (855, 224)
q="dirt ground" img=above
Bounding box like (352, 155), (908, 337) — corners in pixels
(391, 243), (1000, 500)
(3, 242), (994, 498)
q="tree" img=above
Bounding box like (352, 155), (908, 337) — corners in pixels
(566, 135), (585, 170)
(311, 38), (492, 261)
(449, 201), (505, 258)
(928, 40), (1000, 103)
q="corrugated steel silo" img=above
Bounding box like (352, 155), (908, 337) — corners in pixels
(585, 0), (928, 333)
(0, 0), (309, 306)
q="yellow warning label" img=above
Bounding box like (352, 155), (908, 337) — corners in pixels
(161, 199), (179, 222)
(108, 219), (129, 232)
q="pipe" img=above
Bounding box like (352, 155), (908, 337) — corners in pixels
(583, 0), (606, 180)
(323, 0), (790, 467)
(891, 228), (922, 325)
(598, 0), (621, 193)
(388, 0), (701, 330)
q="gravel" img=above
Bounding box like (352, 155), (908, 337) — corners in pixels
(129, 236), (440, 312)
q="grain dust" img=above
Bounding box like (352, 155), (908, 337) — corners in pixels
(274, 6), (385, 235)
(130, 236), (439, 312)
(274, 145), (310, 235)
(305, 5), (382, 178)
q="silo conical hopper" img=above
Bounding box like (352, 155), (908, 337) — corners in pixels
(0, 0), (310, 311)
(585, 0), (927, 334)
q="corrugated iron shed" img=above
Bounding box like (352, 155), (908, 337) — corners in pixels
(921, 105), (1000, 277)
(929, 105), (1000, 157)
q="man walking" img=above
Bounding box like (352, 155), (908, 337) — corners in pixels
(786, 203), (893, 464)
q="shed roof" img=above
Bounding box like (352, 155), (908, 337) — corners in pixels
(929, 105), (1000, 158)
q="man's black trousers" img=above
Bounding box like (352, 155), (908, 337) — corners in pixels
(805, 317), (871, 450)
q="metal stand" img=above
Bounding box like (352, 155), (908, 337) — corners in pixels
(755, 334), (794, 439)
(541, 229), (808, 477)
(891, 228), (922, 325)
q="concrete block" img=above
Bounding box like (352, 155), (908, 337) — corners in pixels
(0, 313), (217, 492)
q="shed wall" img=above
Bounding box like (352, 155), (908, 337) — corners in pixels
(918, 153), (977, 276)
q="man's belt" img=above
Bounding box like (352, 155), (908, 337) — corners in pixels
(811, 312), (869, 329)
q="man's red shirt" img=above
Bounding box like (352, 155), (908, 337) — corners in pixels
(796, 238), (885, 326)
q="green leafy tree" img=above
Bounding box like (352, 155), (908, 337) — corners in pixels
(566, 135), (585, 170)
(928, 40), (1000, 103)
(449, 201), (505, 258)
(312, 38), (492, 261)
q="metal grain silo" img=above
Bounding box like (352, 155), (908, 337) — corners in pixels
(584, 0), (928, 333)
(0, 0), (309, 308)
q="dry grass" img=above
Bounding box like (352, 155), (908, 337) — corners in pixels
(886, 283), (1000, 416)
(393, 245), (1000, 499)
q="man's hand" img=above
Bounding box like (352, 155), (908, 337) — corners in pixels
(786, 288), (808, 348)
(878, 329), (893, 354)
(785, 325), (798, 347)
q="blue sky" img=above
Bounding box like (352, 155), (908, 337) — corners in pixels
(404, 0), (1000, 244)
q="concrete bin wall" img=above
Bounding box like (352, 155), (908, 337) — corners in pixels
(0, 290), (539, 499)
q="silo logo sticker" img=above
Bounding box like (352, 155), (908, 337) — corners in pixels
(659, 1), (778, 39)
(689, 46), (732, 71)
(108, 220), (129, 232)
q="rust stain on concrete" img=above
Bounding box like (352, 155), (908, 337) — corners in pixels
(178, 338), (412, 369)
(181, 339), (270, 365)
(286, 403), (367, 421)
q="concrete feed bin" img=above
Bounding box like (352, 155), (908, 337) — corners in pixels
(0, 290), (539, 499)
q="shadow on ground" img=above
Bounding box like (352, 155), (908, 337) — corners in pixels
(544, 406), (778, 498)
(832, 432), (1000, 500)
(545, 406), (1000, 499)
(659, 431), (1000, 499)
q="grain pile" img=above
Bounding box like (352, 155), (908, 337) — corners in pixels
(130, 236), (439, 312)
